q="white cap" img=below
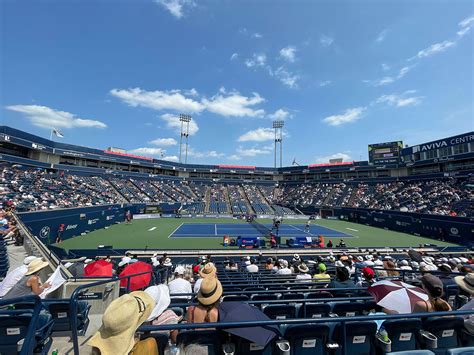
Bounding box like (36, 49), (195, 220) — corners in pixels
(400, 260), (409, 266)
(293, 254), (300, 260)
(118, 256), (132, 267)
(357, 256), (364, 262)
(335, 260), (345, 268)
(23, 256), (38, 265)
(64, 262), (74, 268)
(175, 266), (185, 275)
(84, 258), (93, 264)
(374, 260), (384, 266)
(281, 260), (288, 268)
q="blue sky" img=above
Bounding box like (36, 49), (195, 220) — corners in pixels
(1, 0), (473, 166)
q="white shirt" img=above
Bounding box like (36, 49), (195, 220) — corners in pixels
(168, 277), (192, 298)
(0, 265), (27, 297)
(296, 273), (312, 282)
(193, 278), (203, 293)
(246, 264), (259, 273)
(277, 268), (292, 275)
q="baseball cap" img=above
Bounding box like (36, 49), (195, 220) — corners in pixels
(175, 266), (185, 275)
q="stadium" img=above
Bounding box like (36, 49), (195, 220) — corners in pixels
(1, 1), (474, 354)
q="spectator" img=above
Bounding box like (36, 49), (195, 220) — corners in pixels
(246, 259), (259, 273)
(326, 240), (333, 248)
(168, 266), (192, 298)
(384, 259), (400, 277)
(88, 291), (158, 354)
(413, 274), (451, 313)
(454, 273), (474, 297)
(144, 285), (180, 344)
(194, 262), (216, 293)
(276, 260), (292, 275)
(265, 258), (274, 270)
(296, 264), (312, 282)
(313, 263), (331, 283)
(187, 277), (222, 324)
(0, 256), (38, 297)
(328, 266), (355, 289)
(357, 267), (376, 287)
(3, 258), (51, 299)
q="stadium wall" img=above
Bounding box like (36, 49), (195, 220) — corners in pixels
(298, 206), (473, 246)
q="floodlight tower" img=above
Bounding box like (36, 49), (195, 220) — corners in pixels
(273, 120), (284, 168)
(179, 114), (192, 163)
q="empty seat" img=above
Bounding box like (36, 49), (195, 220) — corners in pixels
(332, 302), (366, 317)
(306, 291), (333, 299)
(176, 330), (222, 355)
(381, 318), (422, 352)
(263, 304), (297, 320)
(222, 295), (249, 302)
(281, 293), (305, 301)
(447, 347), (474, 355)
(284, 324), (330, 355)
(423, 317), (465, 354)
(47, 300), (90, 335)
(250, 294), (279, 302)
(332, 321), (377, 355)
(298, 303), (331, 319)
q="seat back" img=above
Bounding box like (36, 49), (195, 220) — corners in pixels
(263, 304), (297, 320)
(423, 316), (464, 350)
(176, 330), (222, 355)
(0, 313), (32, 354)
(222, 295), (249, 302)
(284, 324), (330, 355)
(382, 318), (422, 352)
(332, 302), (365, 317)
(306, 291), (333, 299)
(298, 303), (331, 319)
(333, 321), (377, 355)
(281, 293), (305, 301)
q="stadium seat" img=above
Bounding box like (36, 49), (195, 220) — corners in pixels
(332, 321), (377, 355)
(281, 293), (305, 301)
(222, 295), (250, 302)
(284, 324), (330, 355)
(176, 330), (222, 355)
(422, 317), (465, 354)
(306, 291), (333, 299)
(332, 302), (367, 317)
(381, 318), (422, 352)
(298, 303), (331, 319)
(263, 304), (297, 320)
(250, 294), (279, 302)
(446, 347), (474, 355)
(47, 300), (91, 335)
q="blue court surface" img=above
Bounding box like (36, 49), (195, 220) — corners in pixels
(170, 223), (352, 238)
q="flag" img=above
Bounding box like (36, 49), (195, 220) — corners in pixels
(52, 128), (64, 138)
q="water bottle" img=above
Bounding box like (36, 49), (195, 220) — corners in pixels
(168, 340), (178, 355)
(52, 349), (58, 355)
(379, 327), (389, 342)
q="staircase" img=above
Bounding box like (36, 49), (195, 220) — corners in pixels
(239, 185), (255, 214)
(204, 186), (211, 213)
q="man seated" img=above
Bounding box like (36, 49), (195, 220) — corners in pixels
(167, 266), (192, 299)
(246, 259), (259, 273)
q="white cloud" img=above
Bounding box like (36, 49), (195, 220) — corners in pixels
(320, 34), (334, 47)
(318, 80), (332, 87)
(375, 29), (388, 43)
(202, 90), (266, 117)
(268, 109), (291, 120)
(110, 87), (205, 113)
(245, 53), (267, 68)
(128, 147), (165, 156)
(6, 104), (107, 129)
(227, 154), (242, 161)
(252, 33), (263, 39)
(230, 53), (239, 61)
(185, 88), (199, 97)
(322, 107), (365, 126)
(163, 155), (179, 162)
(381, 63), (390, 71)
(279, 46), (297, 63)
(149, 138), (178, 146)
(414, 40), (456, 59)
(160, 113), (199, 135)
(238, 128), (275, 142)
(236, 145), (273, 157)
(376, 92), (423, 107)
(315, 152), (351, 164)
(369, 65), (413, 86)
(458, 15), (474, 37)
(272, 66), (299, 89)
(186, 147), (225, 158)
(154, 0), (195, 19)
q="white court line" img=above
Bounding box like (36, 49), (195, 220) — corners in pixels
(346, 228), (359, 232)
(148, 227), (157, 231)
(168, 223), (184, 238)
(288, 224), (312, 235)
(214, 224), (217, 236)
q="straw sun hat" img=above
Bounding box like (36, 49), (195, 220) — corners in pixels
(199, 262), (217, 278)
(87, 291), (155, 354)
(25, 259), (49, 275)
(197, 277), (223, 305)
(454, 273), (474, 296)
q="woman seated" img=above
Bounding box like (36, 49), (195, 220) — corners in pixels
(413, 274), (451, 313)
(186, 277), (222, 325)
(3, 258), (51, 299)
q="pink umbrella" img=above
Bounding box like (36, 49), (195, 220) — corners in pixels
(84, 260), (113, 277)
(368, 280), (429, 314)
(119, 261), (153, 291)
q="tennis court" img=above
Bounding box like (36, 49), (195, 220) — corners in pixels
(170, 222), (352, 238)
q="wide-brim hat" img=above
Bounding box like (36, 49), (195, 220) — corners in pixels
(199, 262), (217, 278)
(25, 259), (49, 275)
(87, 291), (155, 354)
(197, 277), (223, 305)
(298, 264), (309, 273)
(23, 256), (38, 265)
(144, 285), (171, 321)
(163, 258), (172, 266)
(454, 273), (474, 295)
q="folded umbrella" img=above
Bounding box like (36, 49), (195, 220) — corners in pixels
(218, 302), (279, 347)
(119, 261), (153, 291)
(368, 280), (429, 314)
(84, 260), (113, 277)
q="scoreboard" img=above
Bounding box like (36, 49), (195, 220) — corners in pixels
(368, 141), (403, 165)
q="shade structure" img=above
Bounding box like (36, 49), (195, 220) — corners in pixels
(368, 280), (429, 314)
(84, 260), (113, 277)
(119, 261), (153, 291)
(218, 302), (279, 347)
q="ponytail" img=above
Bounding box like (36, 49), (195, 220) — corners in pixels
(432, 297), (450, 312)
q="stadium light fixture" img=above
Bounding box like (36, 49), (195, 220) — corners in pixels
(179, 114), (192, 163)
(273, 120), (284, 168)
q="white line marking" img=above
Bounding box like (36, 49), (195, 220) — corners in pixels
(215, 224), (218, 236)
(148, 227), (157, 231)
(346, 228), (359, 232)
(168, 223), (184, 238)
